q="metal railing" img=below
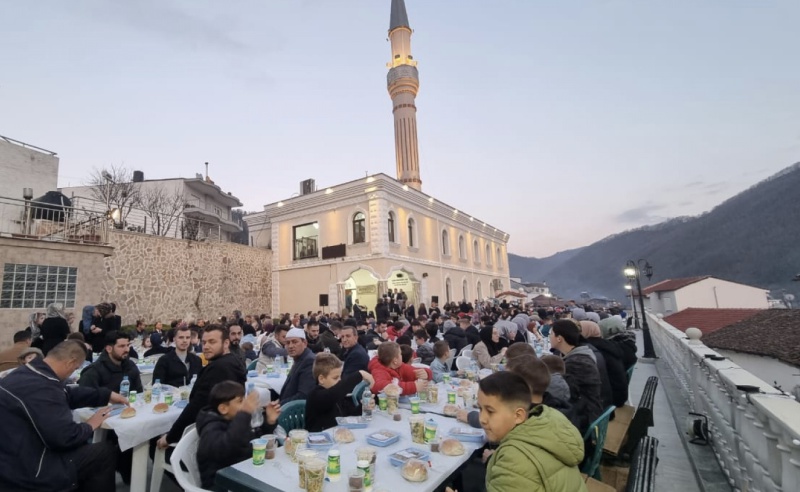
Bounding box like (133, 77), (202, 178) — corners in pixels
(0, 195), (234, 244)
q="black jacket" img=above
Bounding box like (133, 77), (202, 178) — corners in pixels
(78, 352), (144, 394)
(586, 344), (614, 409)
(305, 371), (363, 432)
(0, 358), (111, 491)
(144, 345), (170, 358)
(364, 329), (384, 351)
(314, 330), (342, 357)
(166, 352), (246, 443)
(89, 315), (117, 353)
(443, 327), (468, 353)
(341, 343), (370, 376)
(562, 346), (604, 435)
(40, 317), (70, 356)
(375, 304), (390, 321)
(464, 325), (481, 347)
(279, 348), (316, 403)
(196, 408), (277, 490)
(152, 349), (203, 388)
(586, 338), (629, 407)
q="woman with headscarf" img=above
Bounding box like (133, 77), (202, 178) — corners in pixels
(581, 320), (628, 407)
(25, 312), (45, 349)
(472, 325), (507, 369)
(89, 302), (114, 353)
(40, 303), (71, 356)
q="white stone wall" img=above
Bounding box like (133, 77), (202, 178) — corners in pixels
(0, 138), (59, 201)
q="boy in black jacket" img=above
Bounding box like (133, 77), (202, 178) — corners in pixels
(305, 353), (374, 432)
(197, 381), (281, 490)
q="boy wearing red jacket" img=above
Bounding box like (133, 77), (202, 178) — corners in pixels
(368, 342), (431, 395)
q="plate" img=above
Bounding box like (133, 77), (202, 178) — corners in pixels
(336, 416), (368, 429)
(448, 427), (486, 443)
(389, 447), (430, 467)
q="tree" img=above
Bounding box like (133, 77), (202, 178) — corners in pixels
(138, 186), (186, 236)
(87, 165), (139, 227)
(231, 209), (249, 245)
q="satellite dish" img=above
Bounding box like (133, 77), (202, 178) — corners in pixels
(784, 294), (795, 302)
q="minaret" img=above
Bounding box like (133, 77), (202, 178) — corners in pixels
(387, 0), (422, 191)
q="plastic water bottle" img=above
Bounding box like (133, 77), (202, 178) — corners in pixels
(189, 374), (197, 390)
(534, 341), (543, 357)
(362, 387), (373, 421)
(152, 379), (162, 402)
(247, 383), (264, 428)
(120, 376), (130, 399)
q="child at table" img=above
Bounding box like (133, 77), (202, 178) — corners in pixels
(305, 353), (375, 432)
(429, 340), (451, 383)
(196, 381), (281, 491)
(475, 372), (585, 492)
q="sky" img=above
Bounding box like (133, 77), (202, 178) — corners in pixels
(2, 0), (798, 258)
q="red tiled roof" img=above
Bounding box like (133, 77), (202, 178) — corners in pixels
(664, 308), (763, 335)
(702, 309), (800, 367)
(641, 276), (710, 296)
(497, 291), (527, 298)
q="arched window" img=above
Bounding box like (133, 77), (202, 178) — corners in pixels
(496, 247), (503, 268)
(442, 229), (450, 255)
(407, 218), (415, 247)
(387, 212), (396, 243)
(445, 278), (452, 303)
(485, 243), (492, 266)
(353, 212), (366, 243)
(458, 235), (466, 260)
(462, 279), (469, 301)
(477, 281), (483, 301)
(473, 240), (480, 263)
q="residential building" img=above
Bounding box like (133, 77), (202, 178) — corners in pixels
(641, 275), (769, 315)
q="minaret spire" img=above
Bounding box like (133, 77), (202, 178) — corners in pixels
(387, 0), (422, 191)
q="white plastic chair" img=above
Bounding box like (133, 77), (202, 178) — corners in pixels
(461, 349), (474, 359)
(459, 344), (473, 354)
(411, 357), (422, 364)
(456, 356), (473, 371)
(445, 348), (457, 371)
(151, 424), (195, 492)
(169, 427), (209, 492)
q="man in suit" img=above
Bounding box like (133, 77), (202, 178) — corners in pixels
(279, 328), (316, 403)
(340, 325), (369, 376)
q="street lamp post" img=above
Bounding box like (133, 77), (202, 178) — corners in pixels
(624, 283), (639, 329)
(624, 259), (657, 358)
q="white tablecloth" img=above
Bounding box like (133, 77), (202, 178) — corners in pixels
(248, 372), (288, 395)
(227, 381), (484, 492)
(73, 399), (182, 452)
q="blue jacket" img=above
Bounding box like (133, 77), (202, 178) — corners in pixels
(279, 348), (316, 403)
(0, 358), (111, 491)
(341, 343), (370, 376)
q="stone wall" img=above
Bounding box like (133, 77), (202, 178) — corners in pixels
(103, 231), (272, 326)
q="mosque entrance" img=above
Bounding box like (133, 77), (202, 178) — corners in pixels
(345, 268), (379, 316)
(387, 270), (419, 311)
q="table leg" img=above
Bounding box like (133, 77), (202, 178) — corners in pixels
(92, 428), (107, 443)
(129, 442), (149, 492)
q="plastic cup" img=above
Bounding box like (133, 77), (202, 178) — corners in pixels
(386, 395), (399, 414)
(409, 396), (420, 414)
(409, 415), (425, 444)
(443, 373), (451, 384)
(357, 459), (372, 489)
(378, 393), (387, 411)
(424, 419), (438, 443)
(262, 434), (277, 460)
(251, 439), (267, 466)
(304, 458), (326, 492)
(355, 446), (377, 483)
(164, 393), (173, 406)
(128, 391), (137, 404)
(447, 389), (456, 404)
(287, 430), (309, 461)
(296, 449), (319, 488)
(348, 469), (365, 492)
(428, 385), (439, 404)
(266, 364), (274, 374)
(143, 389), (152, 404)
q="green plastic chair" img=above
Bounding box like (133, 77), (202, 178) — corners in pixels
(581, 406), (616, 479)
(351, 381), (368, 406)
(246, 359), (258, 371)
(277, 400), (306, 432)
(626, 364), (636, 383)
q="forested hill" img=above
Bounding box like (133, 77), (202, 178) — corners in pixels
(510, 162), (800, 303)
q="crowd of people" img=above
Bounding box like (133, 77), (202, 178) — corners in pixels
(0, 296), (638, 492)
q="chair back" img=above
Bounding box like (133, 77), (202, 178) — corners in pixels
(455, 356), (473, 371)
(461, 349), (474, 359)
(247, 359), (258, 371)
(351, 381), (368, 406)
(170, 428), (207, 492)
(277, 399), (306, 432)
(626, 364), (635, 382)
(459, 344), (473, 354)
(581, 406), (616, 479)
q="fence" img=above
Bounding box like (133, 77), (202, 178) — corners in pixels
(0, 195), (231, 245)
(647, 312), (800, 491)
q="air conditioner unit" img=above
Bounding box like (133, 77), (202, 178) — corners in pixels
(300, 179), (316, 195)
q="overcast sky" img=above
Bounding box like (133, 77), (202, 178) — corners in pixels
(2, 0), (798, 258)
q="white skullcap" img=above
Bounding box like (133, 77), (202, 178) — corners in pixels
(286, 328), (307, 340)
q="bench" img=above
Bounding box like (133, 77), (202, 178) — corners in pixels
(604, 376), (659, 457)
(625, 435), (659, 492)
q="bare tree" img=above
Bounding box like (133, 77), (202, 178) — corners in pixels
(138, 186), (186, 236)
(87, 164), (139, 226)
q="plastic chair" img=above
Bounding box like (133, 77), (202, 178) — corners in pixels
(459, 344), (473, 355)
(246, 359), (258, 371)
(277, 400), (306, 432)
(411, 357), (422, 364)
(169, 427), (210, 492)
(581, 406), (616, 479)
(151, 424), (196, 492)
(351, 381), (368, 406)
(461, 349), (474, 359)
(455, 356), (473, 371)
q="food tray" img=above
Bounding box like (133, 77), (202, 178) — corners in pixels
(389, 447), (431, 467)
(94, 404), (127, 417)
(306, 432), (334, 450)
(247, 370), (259, 378)
(448, 427), (486, 443)
(366, 429), (400, 447)
(335, 416), (369, 429)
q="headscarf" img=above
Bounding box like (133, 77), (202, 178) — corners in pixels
(81, 305), (95, 335)
(150, 332), (163, 347)
(579, 320), (602, 339)
(96, 302), (113, 318)
(479, 326), (500, 357)
(571, 308), (588, 321)
(46, 302), (66, 319)
(28, 312), (41, 339)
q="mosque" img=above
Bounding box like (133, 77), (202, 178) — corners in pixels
(246, 0), (510, 315)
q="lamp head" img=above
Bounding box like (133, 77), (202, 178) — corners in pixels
(644, 262), (653, 280)
(623, 267), (636, 279)
(22, 188), (33, 200)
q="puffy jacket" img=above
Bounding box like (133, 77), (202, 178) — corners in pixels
(368, 357), (432, 396)
(0, 358), (111, 491)
(152, 349), (203, 388)
(486, 405), (587, 492)
(443, 327), (467, 354)
(563, 346), (603, 435)
(586, 337), (628, 407)
(78, 351), (144, 394)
